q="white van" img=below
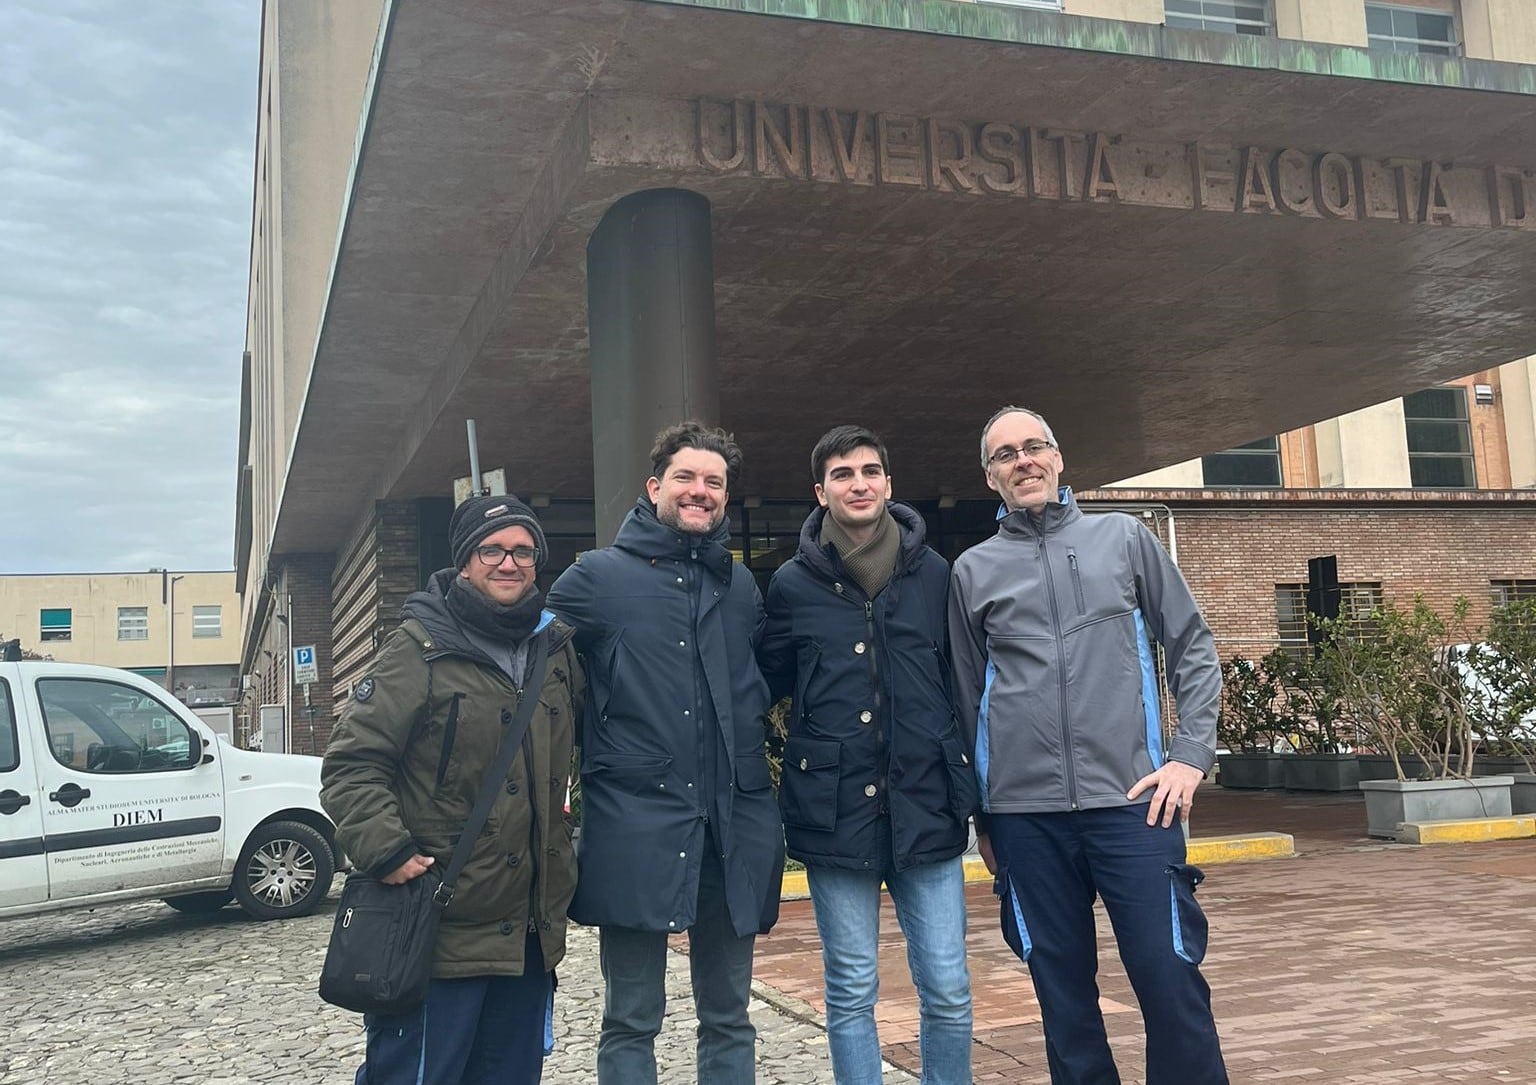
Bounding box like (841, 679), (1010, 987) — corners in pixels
(0, 661), (337, 921)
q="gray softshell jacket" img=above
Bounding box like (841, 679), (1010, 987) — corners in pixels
(947, 488), (1221, 817)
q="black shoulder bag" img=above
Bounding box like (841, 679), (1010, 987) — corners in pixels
(319, 633), (549, 1015)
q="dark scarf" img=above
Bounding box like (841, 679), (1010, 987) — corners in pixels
(445, 575), (544, 645)
(820, 509), (900, 600)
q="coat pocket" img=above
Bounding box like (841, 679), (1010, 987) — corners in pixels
(779, 736), (840, 831)
(584, 752), (673, 797)
(1166, 862), (1209, 965)
(940, 728), (980, 821)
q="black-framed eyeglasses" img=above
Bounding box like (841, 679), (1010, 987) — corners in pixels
(987, 440), (1056, 468)
(473, 544), (540, 568)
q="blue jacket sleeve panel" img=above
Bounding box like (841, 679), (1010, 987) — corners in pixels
(1131, 521), (1221, 775)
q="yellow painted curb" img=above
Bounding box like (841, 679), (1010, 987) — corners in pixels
(780, 869), (812, 900)
(1396, 816), (1536, 845)
(779, 832), (1294, 899)
(1187, 832), (1296, 865)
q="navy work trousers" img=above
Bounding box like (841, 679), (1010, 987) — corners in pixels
(989, 805), (1228, 1085)
(355, 933), (551, 1085)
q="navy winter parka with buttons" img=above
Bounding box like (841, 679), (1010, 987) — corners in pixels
(758, 502), (979, 874)
(547, 499), (784, 937)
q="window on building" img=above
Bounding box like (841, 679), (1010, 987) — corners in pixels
(1340, 582), (1385, 633)
(978, 0), (1063, 8)
(1165, 0), (1272, 35)
(117, 606), (149, 641)
(1491, 579), (1536, 608)
(40, 608), (72, 642)
(1404, 386), (1475, 489)
(1366, 3), (1459, 55)
(191, 605), (222, 639)
(1275, 581), (1384, 654)
(1202, 437), (1282, 487)
(1275, 584), (1309, 656)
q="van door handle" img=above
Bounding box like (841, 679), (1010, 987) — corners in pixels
(48, 784), (91, 807)
(0, 789), (30, 815)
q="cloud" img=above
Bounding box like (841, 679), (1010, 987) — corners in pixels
(0, 0), (257, 574)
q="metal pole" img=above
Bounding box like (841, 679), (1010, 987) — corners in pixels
(466, 419), (484, 497)
(168, 575), (184, 698)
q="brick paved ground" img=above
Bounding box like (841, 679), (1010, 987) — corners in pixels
(755, 786), (1536, 1083)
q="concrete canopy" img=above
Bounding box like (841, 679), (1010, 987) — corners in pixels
(271, 0), (1536, 554)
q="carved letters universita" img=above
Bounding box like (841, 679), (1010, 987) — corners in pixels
(694, 98), (1533, 229)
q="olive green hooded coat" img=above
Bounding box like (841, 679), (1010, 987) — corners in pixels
(321, 579), (583, 979)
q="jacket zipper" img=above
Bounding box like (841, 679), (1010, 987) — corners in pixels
(1068, 549), (1086, 614)
(863, 598), (888, 814)
(688, 551), (708, 828)
(435, 694), (463, 789)
(520, 701), (541, 936)
(1039, 535), (1079, 809)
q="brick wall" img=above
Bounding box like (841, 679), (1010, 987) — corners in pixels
(1082, 490), (1536, 660)
(285, 554), (336, 755)
(232, 553), (335, 753)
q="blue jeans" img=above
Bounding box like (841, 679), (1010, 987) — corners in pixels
(990, 806), (1228, 1085)
(806, 856), (973, 1085)
(356, 934), (550, 1085)
(596, 843), (757, 1084)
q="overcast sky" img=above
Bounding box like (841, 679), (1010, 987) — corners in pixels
(0, 1), (259, 574)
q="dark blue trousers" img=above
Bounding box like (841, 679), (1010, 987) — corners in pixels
(356, 934), (551, 1085)
(990, 806), (1228, 1085)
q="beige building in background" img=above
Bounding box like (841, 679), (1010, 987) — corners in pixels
(0, 571), (241, 705)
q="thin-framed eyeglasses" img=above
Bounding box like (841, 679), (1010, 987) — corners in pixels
(987, 440), (1056, 468)
(474, 544), (540, 568)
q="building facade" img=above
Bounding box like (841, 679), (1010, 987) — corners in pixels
(237, 0), (1536, 748)
(0, 571), (241, 705)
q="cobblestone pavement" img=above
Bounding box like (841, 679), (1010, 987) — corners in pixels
(5, 788), (1533, 1083)
(0, 891), (899, 1085)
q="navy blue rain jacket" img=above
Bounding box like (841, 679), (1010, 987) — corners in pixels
(759, 502), (978, 873)
(548, 499), (784, 937)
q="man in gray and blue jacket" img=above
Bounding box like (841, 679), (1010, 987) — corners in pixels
(948, 405), (1229, 1085)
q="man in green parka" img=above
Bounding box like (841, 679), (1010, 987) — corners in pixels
(321, 494), (584, 1085)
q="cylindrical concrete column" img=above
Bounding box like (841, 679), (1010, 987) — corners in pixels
(587, 188), (720, 546)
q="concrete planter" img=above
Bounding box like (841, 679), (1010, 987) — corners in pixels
(1357, 776), (1515, 838)
(1512, 774), (1536, 815)
(1217, 752), (1288, 789)
(1283, 753), (1360, 792)
(1471, 756), (1535, 777)
(1356, 753), (1437, 781)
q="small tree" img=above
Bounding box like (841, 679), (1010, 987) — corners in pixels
(1469, 596), (1536, 773)
(1218, 654), (1297, 753)
(1315, 595), (1484, 781)
(764, 696), (791, 791)
(1268, 649), (1349, 755)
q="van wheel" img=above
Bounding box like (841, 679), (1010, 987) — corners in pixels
(233, 820), (335, 920)
(164, 891), (235, 914)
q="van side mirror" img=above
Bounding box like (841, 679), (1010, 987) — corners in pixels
(201, 753), (215, 766)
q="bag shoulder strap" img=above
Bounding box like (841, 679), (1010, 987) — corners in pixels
(434, 631), (549, 906)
